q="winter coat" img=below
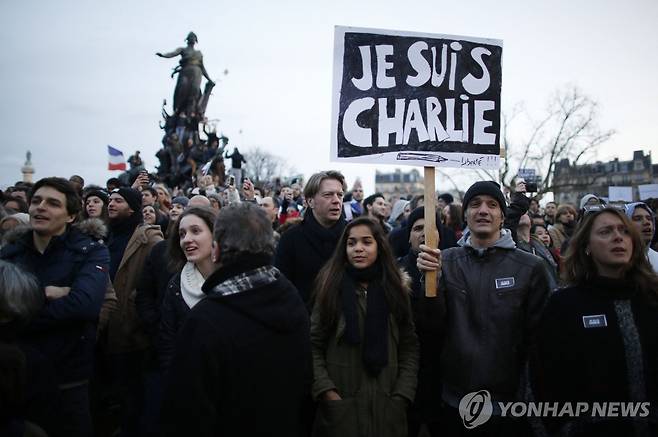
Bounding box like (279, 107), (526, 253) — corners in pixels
(158, 272), (191, 375)
(416, 229), (550, 411)
(106, 224), (163, 354)
(135, 240), (177, 340)
(530, 277), (658, 436)
(310, 279), (419, 437)
(275, 211), (346, 305)
(548, 222), (571, 253)
(160, 259), (311, 437)
(0, 220), (110, 384)
(397, 252), (443, 422)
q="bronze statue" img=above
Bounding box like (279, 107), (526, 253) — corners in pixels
(157, 32), (215, 116)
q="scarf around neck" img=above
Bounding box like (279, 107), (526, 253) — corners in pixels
(180, 261), (206, 308)
(303, 209), (346, 257)
(341, 262), (390, 376)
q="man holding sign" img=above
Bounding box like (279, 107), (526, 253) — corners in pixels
(416, 181), (550, 435)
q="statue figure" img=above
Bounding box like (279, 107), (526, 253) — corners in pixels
(157, 32), (215, 116)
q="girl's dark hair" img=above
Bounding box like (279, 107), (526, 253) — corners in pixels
(167, 207), (219, 272)
(312, 216), (411, 331)
(530, 223), (547, 235)
(81, 193), (109, 223)
(563, 208), (658, 302)
(444, 203), (463, 231)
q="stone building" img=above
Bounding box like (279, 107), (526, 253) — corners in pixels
(374, 168), (424, 202)
(552, 150), (652, 205)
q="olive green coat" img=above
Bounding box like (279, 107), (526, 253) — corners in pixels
(311, 287), (419, 437)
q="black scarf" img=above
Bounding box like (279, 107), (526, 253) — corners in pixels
(341, 262), (390, 376)
(303, 210), (346, 259)
(563, 220), (576, 237)
(107, 212), (143, 281)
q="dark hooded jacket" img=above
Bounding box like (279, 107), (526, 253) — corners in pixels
(0, 219), (110, 384)
(160, 257), (311, 437)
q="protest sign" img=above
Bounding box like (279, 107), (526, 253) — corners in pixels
(331, 26), (503, 170)
(638, 184), (658, 200)
(608, 186), (633, 202)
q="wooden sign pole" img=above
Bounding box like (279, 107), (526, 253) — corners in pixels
(424, 166), (438, 297)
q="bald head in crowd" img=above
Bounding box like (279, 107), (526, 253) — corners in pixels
(188, 195), (211, 208)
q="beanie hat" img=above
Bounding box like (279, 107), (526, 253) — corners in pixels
(84, 188), (109, 205)
(462, 181), (506, 219)
(407, 206), (425, 234)
(171, 196), (190, 208)
(438, 193), (454, 204)
(112, 187), (142, 213)
(406, 206), (444, 245)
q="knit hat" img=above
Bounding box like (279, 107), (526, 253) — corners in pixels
(462, 181), (506, 219)
(171, 196), (190, 208)
(83, 188), (109, 205)
(407, 207), (425, 233)
(406, 206), (442, 244)
(438, 193), (454, 204)
(112, 187), (142, 213)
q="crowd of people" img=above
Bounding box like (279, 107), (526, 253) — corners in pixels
(0, 169), (657, 437)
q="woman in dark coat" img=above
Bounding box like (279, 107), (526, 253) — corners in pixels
(159, 207), (217, 375)
(531, 207), (658, 436)
(311, 217), (419, 437)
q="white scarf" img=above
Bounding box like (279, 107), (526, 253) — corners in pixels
(180, 261), (206, 308)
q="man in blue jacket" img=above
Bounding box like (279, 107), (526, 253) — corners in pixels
(1, 177), (110, 437)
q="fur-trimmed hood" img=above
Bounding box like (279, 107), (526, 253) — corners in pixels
(1, 218), (108, 247)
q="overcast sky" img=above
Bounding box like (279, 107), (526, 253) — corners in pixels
(1, 0), (656, 194)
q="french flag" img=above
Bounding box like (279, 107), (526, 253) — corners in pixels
(108, 145), (127, 171)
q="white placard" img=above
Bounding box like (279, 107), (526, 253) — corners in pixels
(608, 186), (633, 202)
(638, 184), (658, 200)
(331, 26), (503, 170)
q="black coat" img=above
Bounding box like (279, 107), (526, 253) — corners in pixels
(397, 252), (443, 422)
(531, 277), (658, 435)
(274, 211), (346, 304)
(0, 221), (110, 384)
(158, 272), (191, 375)
(160, 260), (311, 437)
(136, 240), (177, 340)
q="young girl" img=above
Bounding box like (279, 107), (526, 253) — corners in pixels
(142, 204), (158, 226)
(311, 217), (418, 437)
(159, 206), (218, 374)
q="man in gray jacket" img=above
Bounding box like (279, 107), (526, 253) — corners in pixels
(417, 181), (550, 436)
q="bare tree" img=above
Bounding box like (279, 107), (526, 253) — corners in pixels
(480, 85), (614, 196)
(243, 147), (291, 185)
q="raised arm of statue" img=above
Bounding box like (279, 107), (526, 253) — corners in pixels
(156, 48), (184, 58)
